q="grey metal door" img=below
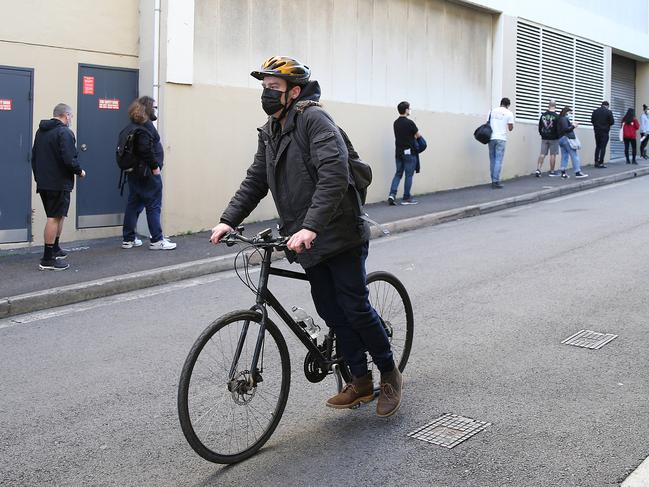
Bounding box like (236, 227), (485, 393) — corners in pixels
(610, 55), (636, 160)
(76, 65), (138, 228)
(0, 66), (33, 243)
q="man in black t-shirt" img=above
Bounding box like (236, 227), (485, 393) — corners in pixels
(389, 101), (422, 205)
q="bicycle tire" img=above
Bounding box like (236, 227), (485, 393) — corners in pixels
(177, 310), (291, 464)
(338, 271), (414, 382)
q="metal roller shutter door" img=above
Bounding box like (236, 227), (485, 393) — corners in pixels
(610, 55), (636, 160)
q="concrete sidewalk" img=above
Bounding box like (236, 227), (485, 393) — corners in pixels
(2, 160), (648, 318)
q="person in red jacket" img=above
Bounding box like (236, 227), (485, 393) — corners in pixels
(622, 108), (640, 164)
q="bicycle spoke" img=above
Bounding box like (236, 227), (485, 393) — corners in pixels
(180, 313), (288, 462)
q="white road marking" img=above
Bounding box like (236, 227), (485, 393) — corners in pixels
(543, 181), (630, 204)
(371, 234), (405, 245)
(622, 456), (649, 486)
(506, 206), (528, 213)
(0, 269), (256, 328)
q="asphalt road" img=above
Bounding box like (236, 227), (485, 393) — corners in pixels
(2, 177), (649, 486)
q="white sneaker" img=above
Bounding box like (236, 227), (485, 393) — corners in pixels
(122, 238), (143, 249)
(149, 238), (177, 250)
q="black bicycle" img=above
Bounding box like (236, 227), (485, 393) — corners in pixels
(177, 227), (414, 464)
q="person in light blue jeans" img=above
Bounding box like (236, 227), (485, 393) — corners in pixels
(557, 106), (588, 179)
(487, 97), (514, 188)
(389, 154), (418, 202)
(558, 136), (582, 175)
(488, 139), (506, 185)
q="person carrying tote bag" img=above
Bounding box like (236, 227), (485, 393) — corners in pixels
(557, 106), (588, 179)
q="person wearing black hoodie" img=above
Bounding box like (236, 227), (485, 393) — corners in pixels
(210, 56), (402, 418)
(31, 103), (86, 270)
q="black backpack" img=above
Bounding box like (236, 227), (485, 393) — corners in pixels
(115, 126), (148, 193)
(116, 126), (144, 171)
(337, 127), (372, 205)
(294, 102), (372, 206)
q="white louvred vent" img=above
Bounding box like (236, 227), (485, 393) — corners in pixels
(515, 22), (541, 121)
(515, 20), (604, 125)
(610, 55), (636, 159)
(575, 39), (605, 124)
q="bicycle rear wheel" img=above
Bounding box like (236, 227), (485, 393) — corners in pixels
(177, 310), (290, 464)
(339, 271), (414, 383)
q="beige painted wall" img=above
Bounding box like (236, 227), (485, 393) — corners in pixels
(160, 7), (599, 235)
(0, 3), (139, 248)
(160, 81), (599, 235)
(636, 62), (649, 116)
(158, 0), (498, 235)
(2, 0), (138, 56)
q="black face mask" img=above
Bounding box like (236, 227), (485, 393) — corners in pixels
(261, 88), (287, 116)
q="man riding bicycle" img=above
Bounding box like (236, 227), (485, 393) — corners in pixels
(210, 56), (403, 417)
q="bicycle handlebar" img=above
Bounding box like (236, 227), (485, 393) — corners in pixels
(221, 227), (289, 250)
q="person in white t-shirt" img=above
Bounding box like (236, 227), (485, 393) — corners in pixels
(488, 97), (515, 188)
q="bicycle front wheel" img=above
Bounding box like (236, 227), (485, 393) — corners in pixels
(177, 310), (291, 464)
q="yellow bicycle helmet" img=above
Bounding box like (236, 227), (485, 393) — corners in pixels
(251, 56), (311, 85)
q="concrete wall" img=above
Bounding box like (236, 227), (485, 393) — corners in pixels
(194, 0), (493, 115)
(161, 83), (499, 234)
(160, 0), (497, 234)
(0, 0), (139, 247)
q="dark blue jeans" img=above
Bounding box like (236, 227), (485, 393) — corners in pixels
(122, 174), (163, 243)
(389, 154), (417, 199)
(304, 242), (395, 378)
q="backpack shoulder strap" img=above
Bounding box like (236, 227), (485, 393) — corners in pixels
(292, 104), (319, 183)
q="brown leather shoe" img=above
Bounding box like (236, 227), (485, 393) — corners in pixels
(326, 372), (374, 409)
(376, 367), (403, 417)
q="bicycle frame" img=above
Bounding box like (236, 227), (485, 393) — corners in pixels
(228, 245), (338, 385)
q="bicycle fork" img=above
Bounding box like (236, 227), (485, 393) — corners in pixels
(228, 247), (274, 389)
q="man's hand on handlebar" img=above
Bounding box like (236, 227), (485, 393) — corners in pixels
(210, 223), (234, 244)
(287, 229), (317, 253)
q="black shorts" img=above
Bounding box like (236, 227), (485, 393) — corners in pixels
(39, 190), (70, 218)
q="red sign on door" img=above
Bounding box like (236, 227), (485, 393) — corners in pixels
(98, 98), (120, 110)
(0, 99), (12, 111)
(82, 76), (95, 95)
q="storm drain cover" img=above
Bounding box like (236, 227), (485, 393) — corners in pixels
(407, 413), (491, 449)
(562, 329), (618, 349)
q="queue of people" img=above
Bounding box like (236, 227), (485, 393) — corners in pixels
(485, 98), (645, 187)
(30, 83), (649, 274)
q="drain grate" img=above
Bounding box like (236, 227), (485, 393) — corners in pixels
(562, 329), (618, 349)
(407, 413), (491, 449)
